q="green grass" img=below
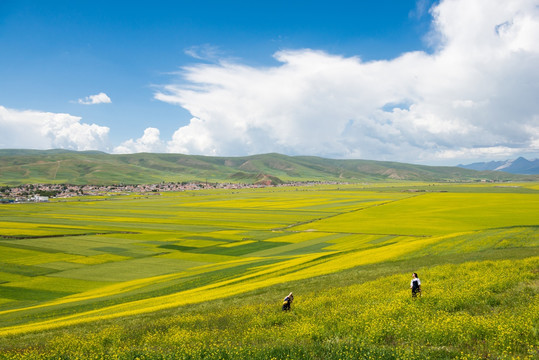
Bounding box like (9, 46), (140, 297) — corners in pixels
(0, 286), (73, 302)
(0, 183), (537, 359)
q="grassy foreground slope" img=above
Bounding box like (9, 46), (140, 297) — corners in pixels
(0, 183), (537, 359)
(1, 149), (536, 185)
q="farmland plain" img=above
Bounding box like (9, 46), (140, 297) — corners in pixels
(0, 183), (538, 359)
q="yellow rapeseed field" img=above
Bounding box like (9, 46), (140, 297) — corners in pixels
(0, 183), (537, 359)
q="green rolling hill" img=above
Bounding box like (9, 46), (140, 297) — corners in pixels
(0, 149), (536, 185)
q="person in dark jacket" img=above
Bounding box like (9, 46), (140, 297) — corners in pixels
(410, 273), (421, 298)
(282, 292), (294, 311)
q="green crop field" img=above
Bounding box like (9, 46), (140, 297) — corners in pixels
(0, 183), (537, 359)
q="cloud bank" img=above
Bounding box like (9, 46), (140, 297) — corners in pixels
(78, 92), (112, 105)
(153, 0), (539, 163)
(113, 127), (165, 154)
(0, 106), (109, 151)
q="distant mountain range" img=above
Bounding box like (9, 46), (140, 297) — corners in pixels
(458, 157), (539, 175)
(0, 149), (537, 185)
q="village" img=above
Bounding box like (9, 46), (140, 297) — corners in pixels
(0, 180), (343, 203)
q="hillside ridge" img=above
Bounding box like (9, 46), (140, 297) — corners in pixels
(1, 149), (537, 185)
(459, 156), (539, 174)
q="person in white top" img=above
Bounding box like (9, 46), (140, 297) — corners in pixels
(410, 272), (421, 298)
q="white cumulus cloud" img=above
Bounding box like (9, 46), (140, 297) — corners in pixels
(77, 92), (112, 105)
(0, 105), (110, 150)
(155, 0), (539, 164)
(113, 127), (165, 154)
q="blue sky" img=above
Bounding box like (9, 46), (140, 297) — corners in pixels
(1, 0), (538, 165)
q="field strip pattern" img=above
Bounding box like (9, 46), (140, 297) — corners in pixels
(0, 184), (538, 336)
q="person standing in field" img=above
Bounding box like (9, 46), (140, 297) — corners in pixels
(282, 292), (294, 311)
(410, 273), (421, 298)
